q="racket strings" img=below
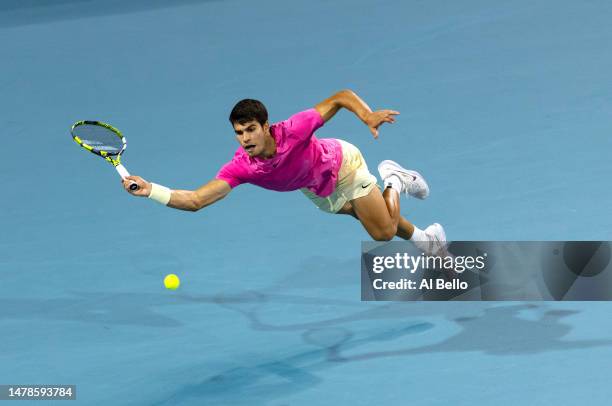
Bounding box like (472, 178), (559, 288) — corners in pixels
(74, 124), (124, 155)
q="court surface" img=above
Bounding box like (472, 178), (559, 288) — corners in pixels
(1, 0), (612, 404)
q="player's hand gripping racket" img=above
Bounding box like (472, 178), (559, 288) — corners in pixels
(71, 121), (138, 190)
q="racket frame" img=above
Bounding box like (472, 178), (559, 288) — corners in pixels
(71, 120), (137, 190)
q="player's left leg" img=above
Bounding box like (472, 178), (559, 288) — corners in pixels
(337, 197), (415, 239)
(301, 139), (446, 252)
(340, 192), (447, 255)
(343, 184), (400, 241)
(337, 155), (446, 254)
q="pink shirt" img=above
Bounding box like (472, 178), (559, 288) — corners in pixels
(216, 109), (343, 197)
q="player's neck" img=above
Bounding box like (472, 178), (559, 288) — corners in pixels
(259, 133), (277, 159)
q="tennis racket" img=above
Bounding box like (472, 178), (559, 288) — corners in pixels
(71, 120), (138, 190)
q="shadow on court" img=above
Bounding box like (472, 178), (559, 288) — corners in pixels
(127, 258), (612, 405)
(148, 298), (612, 405)
(1, 269), (611, 405)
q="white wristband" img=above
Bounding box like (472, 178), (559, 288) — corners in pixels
(148, 183), (172, 205)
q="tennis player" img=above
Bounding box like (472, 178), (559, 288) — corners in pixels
(123, 90), (446, 254)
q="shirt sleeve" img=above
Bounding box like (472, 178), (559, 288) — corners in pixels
(283, 108), (325, 142)
(215, 159), (245, 188)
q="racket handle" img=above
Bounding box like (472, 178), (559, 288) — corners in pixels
(116, 164), (139, 191)
(115, 164), (130, 178)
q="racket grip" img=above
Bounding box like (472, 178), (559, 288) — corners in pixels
(116, 164), (139, 191)
(115, 164), (130, 178)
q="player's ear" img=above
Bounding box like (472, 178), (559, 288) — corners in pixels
(263, 121), (270, 133)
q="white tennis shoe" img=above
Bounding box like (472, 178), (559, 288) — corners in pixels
(377, 160), (429, 199)
(422, 223), (448, 256)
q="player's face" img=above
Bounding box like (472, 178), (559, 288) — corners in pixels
(233, 120), (270, 157)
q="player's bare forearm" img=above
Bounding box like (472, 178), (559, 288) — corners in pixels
(314, 90), (400, 139)
(168, 180), (231, 211)
(123, 177), (231, 211)
(315, 89), (372, 122)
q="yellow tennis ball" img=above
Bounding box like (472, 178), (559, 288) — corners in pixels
(164, 274), (180, 290)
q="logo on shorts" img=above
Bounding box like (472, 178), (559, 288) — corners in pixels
(361, 183), (371, 189)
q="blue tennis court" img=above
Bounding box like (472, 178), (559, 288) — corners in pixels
(1, 0), (612, 404)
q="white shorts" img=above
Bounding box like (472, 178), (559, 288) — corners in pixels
(300, 139), (378, 213)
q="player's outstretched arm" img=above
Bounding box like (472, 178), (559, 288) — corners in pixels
(122, 177), (231, 212)
(314, 89), (400, 138)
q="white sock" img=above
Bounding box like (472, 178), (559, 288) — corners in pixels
(409, 225), (430, 252)
(384, 175), (402, 194)
(409, 225), (427, 242)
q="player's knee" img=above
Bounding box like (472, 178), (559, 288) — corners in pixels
(371, 225), (396, 241)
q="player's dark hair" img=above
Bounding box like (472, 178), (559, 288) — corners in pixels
(229, 99), (268, 126)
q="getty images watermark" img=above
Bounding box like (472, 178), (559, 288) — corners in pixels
(370, 251), (487, 291)
(361, 241), (612, 301)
